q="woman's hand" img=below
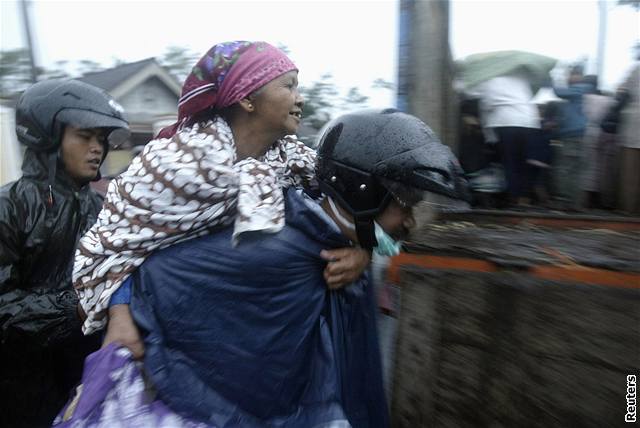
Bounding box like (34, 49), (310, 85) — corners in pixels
(320, 247), (371, 290)
(102, 304), (145, 360)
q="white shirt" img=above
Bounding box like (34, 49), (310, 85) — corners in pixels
(472, 74), (541, 142)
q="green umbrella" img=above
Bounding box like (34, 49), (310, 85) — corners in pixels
(457, 50), (558, 92)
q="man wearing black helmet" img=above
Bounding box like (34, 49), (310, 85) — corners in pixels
(314, 108), (469, 251)
(60, 109), (468, 427)
(0, 79), (130, 427)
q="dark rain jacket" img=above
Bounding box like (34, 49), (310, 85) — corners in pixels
(0, 148), (102, 428)
(130, 188), (389, 428)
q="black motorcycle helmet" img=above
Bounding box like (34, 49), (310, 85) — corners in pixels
(15, 78), (130, 154)
(15, 79), (130, 205)
(316, 108), (470, 249)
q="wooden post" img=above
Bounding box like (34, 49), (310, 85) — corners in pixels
(397, 0), (458, 152)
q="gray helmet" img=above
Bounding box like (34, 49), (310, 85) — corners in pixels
(316, 108), (469, 248)
(15, 78), (130, 152)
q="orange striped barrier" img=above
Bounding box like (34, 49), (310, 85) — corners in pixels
(388, 253), (640, 289)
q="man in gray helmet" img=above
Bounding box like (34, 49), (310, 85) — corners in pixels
(61, 108), (468, 427)
(0, 79), (130, 427)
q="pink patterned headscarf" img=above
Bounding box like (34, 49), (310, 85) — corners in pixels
(158, 41), (297, 139)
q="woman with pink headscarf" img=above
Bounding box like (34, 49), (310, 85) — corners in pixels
(72, 42), (369, 345)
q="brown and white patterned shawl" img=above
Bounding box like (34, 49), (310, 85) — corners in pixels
(74, 116), (316, 334)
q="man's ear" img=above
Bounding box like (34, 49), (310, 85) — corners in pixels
(238, 97), (255, 113)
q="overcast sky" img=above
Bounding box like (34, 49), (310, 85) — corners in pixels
(1, 0), (639, 106)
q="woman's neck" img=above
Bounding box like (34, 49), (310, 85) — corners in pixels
(227, 116), (280, 161)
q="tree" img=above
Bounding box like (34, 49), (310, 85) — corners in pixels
(77, 59), (105, 75)
(158, 46), (200, 84)
(0, 49), (36, 97)
(298, 75), (395, 130)
(372, 78), (395, 91)
(0, 50), (110, 97)
(618, 0), (640, 10)
(299, 73), (339, 129)
(341, 87), (369, 111)
(38, 60), (71, 80)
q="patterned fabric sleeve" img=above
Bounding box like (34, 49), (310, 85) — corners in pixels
(232, 136), (317, 244)
(265, 135), (318, 189)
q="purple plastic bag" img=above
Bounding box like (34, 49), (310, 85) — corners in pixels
(53, 343), (210, 428)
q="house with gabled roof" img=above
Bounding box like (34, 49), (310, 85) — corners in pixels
(79, 58), (182, 178)
(80, 57), (181, 147)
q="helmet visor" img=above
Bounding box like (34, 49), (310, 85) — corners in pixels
(57, 108), (130, 148)
(376, 188), (469, 243)
(415, 190), (471, 226)
(106, 128), (131, 149)
(380, 177), (470, 211)
(380, 177), (470, 231)
(401, 189), (471, 235)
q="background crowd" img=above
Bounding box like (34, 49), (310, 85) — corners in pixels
(457, 46), (640, 215)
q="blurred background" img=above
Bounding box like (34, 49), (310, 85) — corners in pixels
(1, 0), (638, 187)
(1, 1), (639, 426)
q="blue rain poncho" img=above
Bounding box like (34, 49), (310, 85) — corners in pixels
(129, 189), (389, 428)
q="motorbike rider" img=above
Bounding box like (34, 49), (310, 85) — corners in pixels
(0, 78), (130, 427)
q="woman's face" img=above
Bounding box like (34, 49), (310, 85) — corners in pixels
(252, 70), (304, 137)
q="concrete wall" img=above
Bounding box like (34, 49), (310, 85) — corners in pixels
(391, 260), (639, 427)
(387, 216), (640, 426)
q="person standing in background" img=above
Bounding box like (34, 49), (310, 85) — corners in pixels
(552, 64), (595, 210)
(580, 75), (616, 209)
(473, 70), (541, 207)
(616, 47), (640, 215)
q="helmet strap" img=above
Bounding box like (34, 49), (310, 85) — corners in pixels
(326, 196), (377, 249)
(355, 217), (377, 249)
(327, 197), (355, 231)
